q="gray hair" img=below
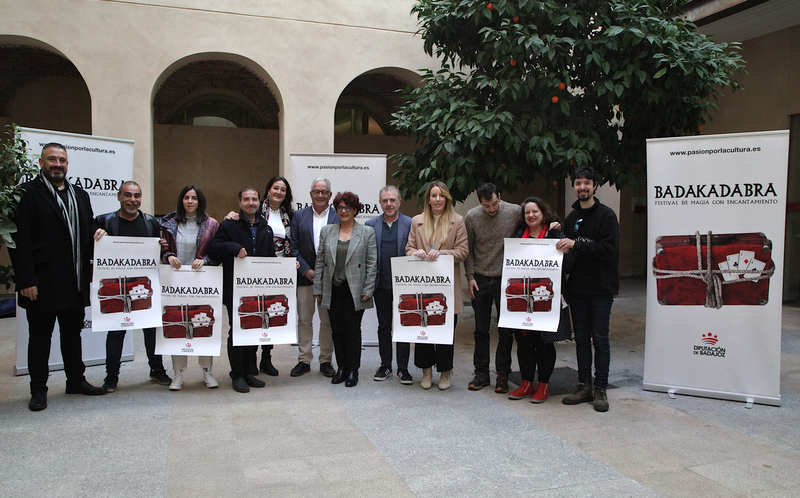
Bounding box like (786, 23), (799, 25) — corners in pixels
(379, 185), (400, 197)
(310, 177), (331, 192)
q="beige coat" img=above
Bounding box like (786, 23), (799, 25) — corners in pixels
(405, 213), (469, 314)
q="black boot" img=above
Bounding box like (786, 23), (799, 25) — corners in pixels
(331, 368), (347, 384)
(259, 354), (279, 376)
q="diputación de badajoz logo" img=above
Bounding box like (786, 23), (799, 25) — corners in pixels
(694, 333), (725, 357)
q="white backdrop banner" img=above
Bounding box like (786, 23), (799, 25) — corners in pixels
(15, 128), (134, 375)
(231, 257), (298, 346)
(288, 153), (386, 345)
(644, 130), (789, 406)
(155, 266), (224, 356)
(91, 236), (162, 331)
(498, 238), (563, 332)
(391, 255), (455, 345)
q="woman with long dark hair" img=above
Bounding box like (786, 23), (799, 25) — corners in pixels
(507, 196), (572, 403)
(160, 184), (220, 390)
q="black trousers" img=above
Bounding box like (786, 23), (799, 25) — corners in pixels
(414, 314), (458, 372)
(514, 330), (556, 383)
(374, 287), (410, 370)
(106, 327), (163, 376)
(226, 305), (258, 380)
(328, 282), (364, 372)
(26, 306), (87, 394)
(472, 274), (514, 374)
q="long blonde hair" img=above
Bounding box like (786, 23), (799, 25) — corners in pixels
(423, 181), (454, 247)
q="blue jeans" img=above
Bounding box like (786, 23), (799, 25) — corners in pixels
(568, 293), (613, 389)
(472, 274), (513, 374)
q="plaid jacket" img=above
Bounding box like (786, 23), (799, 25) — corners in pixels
(313, 222), (377, 311)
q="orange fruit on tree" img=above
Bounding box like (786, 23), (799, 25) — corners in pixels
(487, 3), (494, 11)
(551, 96), (559, 103)
(510, 59), (517, 66)
(513, 16), (519, 22)
(558, 82), (566, 90)
(490, 148), (495, 154)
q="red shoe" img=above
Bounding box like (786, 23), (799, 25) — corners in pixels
(530, 382), (549, 404)
(508, 380), (534, 400)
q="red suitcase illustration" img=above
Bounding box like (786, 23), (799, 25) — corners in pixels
(98, 276), (153, 314)
(652, 231), (774, 308)
(505, 277), (553, 313)
(162, 304), (215, 339)
(398, 293), (447, 327)
(238, 295), (289, 329)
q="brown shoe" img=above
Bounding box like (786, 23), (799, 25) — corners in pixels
(495, 373), (509, 393)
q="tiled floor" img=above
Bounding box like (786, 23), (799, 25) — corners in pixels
(1, 278), (799, 497)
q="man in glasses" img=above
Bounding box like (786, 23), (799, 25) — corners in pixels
(556, 166), (619, 412)
(289, 178), (338, 377)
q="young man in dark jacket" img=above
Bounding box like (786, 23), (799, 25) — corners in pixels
(209, 187), (276, 392)
(556, 167), (619, 412)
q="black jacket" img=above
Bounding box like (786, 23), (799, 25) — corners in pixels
(95, 210), (160, 237)
(208, 213), (276, 307)
(9, 178), (97, 310)
(563, 198), (619, 296)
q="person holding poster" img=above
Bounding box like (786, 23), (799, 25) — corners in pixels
(289, 178), (338, 378)
(10, 143), (107, 411)
(314, 192), (377, 387)
(366, 185), (413, 384)
(556, 167), (619, 413)
(464, 183), (521, 394)
(96, 181), (171, 392)
(507, 197), (572, 403)
(209, 187), (276, 393)
(159, 184), (220, 390)
(406, 181), (468, 390)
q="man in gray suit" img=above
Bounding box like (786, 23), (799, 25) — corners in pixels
(289, 178), (338, 377)
(365, 186), (413, 384)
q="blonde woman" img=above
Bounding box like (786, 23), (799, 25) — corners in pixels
(406, 181), (468, 390)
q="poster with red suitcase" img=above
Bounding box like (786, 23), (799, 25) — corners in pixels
(155, 266), (223, 356)
(231, 257), (297, 346)
(645, 130), (789, 406)
(391, 255), (455, 345)
(91, 236), (162, 331)
(498, 238), (563, 331)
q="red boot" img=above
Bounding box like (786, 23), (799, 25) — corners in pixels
(530, 382), (549, 404)
(508, 380), (534, 400)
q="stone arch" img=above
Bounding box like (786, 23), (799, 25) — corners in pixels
(151, 53), (282, 220)
(0, 36), (92, 134)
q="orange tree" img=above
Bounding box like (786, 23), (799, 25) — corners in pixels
(392, 0), (745, 201)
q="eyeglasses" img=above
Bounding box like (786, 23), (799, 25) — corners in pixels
(311, 190), (330, 196)
(336, 205), (354, 212)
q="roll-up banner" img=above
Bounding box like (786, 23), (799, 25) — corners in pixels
(15, 128), (134, 375)
(644, 130), (789, 406)
(288, 153), (386, 345)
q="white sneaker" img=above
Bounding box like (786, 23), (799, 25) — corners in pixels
(203, 367), (219, 388)
(420, 368), (433, 390)
(169, 368), (185, 391)
(438, 370), (451, 390)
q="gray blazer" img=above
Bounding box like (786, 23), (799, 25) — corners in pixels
(313, 222), (377, 311)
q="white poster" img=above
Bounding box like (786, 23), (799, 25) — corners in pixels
(288, 153), (386, 345)
(155, 266), (224, 356)
(15, 128), (134, 375)
(644, 130), (788, 406)
(391, 255), (455, 345)
(91, 236), (162, 332)
(498, 238), (563, 332)
(231, 257), (298, 346)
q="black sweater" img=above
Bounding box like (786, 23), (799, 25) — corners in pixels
(563, 198), (619, 296)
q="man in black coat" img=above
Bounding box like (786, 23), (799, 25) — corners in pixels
(9, 143), (107, 411)
(209, 187), (276, 393)
(95, 181), (170, 392)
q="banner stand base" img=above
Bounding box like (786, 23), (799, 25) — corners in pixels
(644, 382), (780, 407)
